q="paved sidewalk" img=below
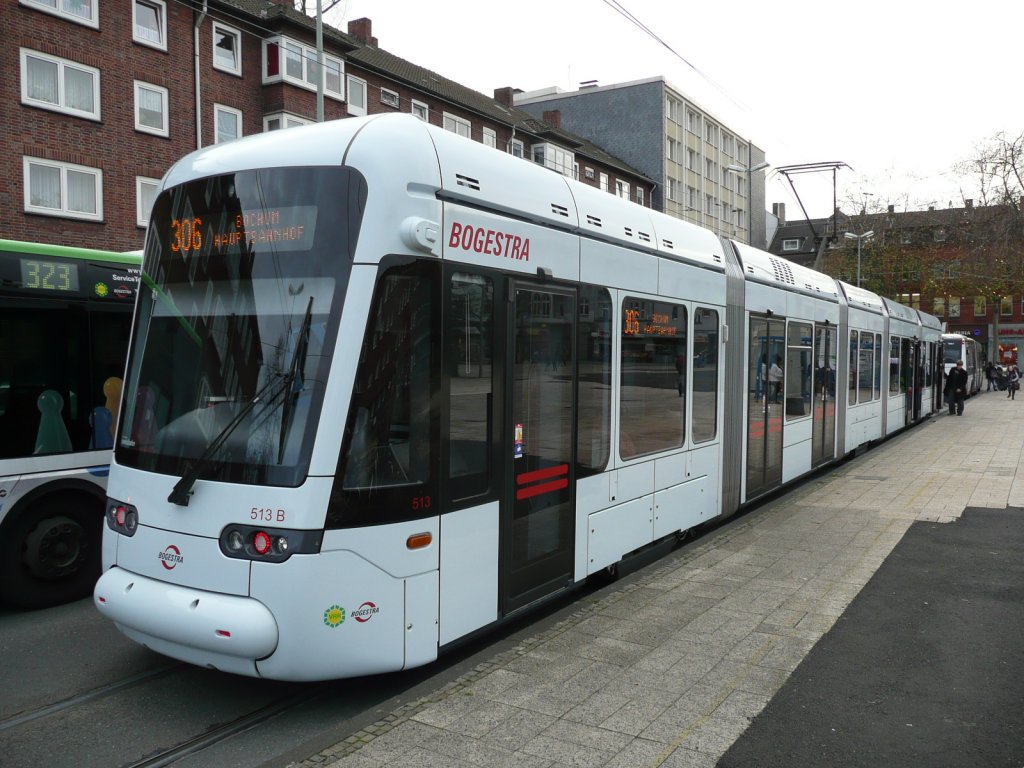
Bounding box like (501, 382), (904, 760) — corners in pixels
(291, 391), (1024, 768)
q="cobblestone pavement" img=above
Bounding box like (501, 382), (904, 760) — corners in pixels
(289, 391), (1024, 768)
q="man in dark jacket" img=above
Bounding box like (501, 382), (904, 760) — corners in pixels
(945, 360), (969, 415)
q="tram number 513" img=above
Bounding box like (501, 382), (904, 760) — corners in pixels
(251, 507), (286, 522)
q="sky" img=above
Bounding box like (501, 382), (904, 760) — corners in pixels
(324, 0), (1024, 220)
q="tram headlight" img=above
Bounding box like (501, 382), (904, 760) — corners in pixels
(105, 499), (139, 537)
(218, 524), (322, 563)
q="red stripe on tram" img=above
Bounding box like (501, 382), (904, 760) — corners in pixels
(516, 477), (569, 500)
(516, 463), (569, 486)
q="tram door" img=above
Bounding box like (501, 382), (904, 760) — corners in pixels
(746, 316), (785, 498)
(504, 283), (576, 613)
(811, 324), (837, 466)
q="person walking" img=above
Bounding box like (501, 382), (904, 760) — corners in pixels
(768, 355), (784, 404)
(985, 361), (995, 391)
(944, 359), (969, 415)
(1007, 365), (1020, 400)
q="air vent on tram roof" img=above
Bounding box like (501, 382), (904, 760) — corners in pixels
(586, 214), (602, 227)
(624, 227), (633, 237)
(712, 253), (722, 262)
(639, 232), (651, 243)
(551, 203), (569, 218)
(768, 256), (795, 285)
(455, 174), (480, 191)
(662, 239), (674, 250)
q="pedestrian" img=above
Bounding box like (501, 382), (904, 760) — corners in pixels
(1007, 365), (1020, 400)
(768, 355), (784, 404)
(985, 361), (995, 391)
(944, 359), (969, 415)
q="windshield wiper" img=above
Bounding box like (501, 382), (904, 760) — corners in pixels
(167, 297), (315, 506)
(278, 296), (313, 463)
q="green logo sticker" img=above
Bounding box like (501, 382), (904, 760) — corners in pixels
(95, 282), (109, 298)
(323, 605), (345, 628)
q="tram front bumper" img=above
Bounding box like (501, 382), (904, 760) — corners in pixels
(94, 567), (279, 664)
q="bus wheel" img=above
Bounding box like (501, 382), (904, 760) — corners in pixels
(0, 496), (102, 609)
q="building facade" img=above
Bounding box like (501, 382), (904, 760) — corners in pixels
(514, 78), (768, 248)
(4, 0), (654, 250)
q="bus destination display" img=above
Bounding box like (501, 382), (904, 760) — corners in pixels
(20, 258), (80, 292)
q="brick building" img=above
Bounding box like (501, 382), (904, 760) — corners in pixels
(4, 0), (655, 250)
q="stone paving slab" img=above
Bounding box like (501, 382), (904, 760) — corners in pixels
(288, 391), (1023, 768)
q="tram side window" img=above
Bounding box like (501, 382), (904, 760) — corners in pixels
(889, 337), (901, 394)
(330, 260), (440, 528)
(873, 333), (882, 400)
(692, 307), (718, 442)
(785, 321), (811, 420)
(620, 298), (687, 460)
(577, 285), (612, 472)
(849, 331), (858, 405)
(900, 338), (911, 392)
(447, 272), (494, 501)
(858, 332), (873, 404)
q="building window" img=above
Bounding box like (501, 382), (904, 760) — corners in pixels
(136, 176), (159, 227)
(722, 133), (733, 155)
(443, 112), (471, 138)
(263, 111), (312, 131)
(20, 48), (100, 121)
(615, 180), (630, 199)
(897, 293), (921, 310)
(974, 296), (986, 317)
(782, 238), (800, 251)
(687, 186), (698, 210)
(1001, 296), (1013, 316)
(667, 137), (680, 162)
(212, 22), (242, 76)
(134, 81), (168, 136)
(482, 127), (496, 148)
(214, 104), (242, 143)
(21, 0), (98, 28)
(23, 156), (102, 221)
(379, 87), (399, 108)
(933, 227), (947, 242)
(510, 139), (524, 158)
(933, 297), (945, 316)
(705, 194), (715, 214)
(705, 158), (716, 179)
(532, 143), (574, 178)
(666, 179), (678, 202)
(705, 122), (717, 145)
(636, 187), (644, 206)
(948, 296), (961, 319)
(346, 75), (367, 116)
(263, 36), (344, 101)
(686, 148), (698, 171)
(133, 0), (167, 51)
(686, 110), (700, 134)
(411, 100), (428, 121)
(599, 173), (609, 192)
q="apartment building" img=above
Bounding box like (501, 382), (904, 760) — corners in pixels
(4, 0), (654, 250)
(514, 78), (768, 248)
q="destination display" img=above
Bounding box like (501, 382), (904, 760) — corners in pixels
(168, 206), (318, 254)
(20, 258), (80, 293)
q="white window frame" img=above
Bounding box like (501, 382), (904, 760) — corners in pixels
(21, 0), (98, 28)
(615, 180), (630, 200)
(782, 238), (800, 251)
(133, 0), (167, 51)
(212, 21), (242, 77)
(23, 156), (103, 221)
(380, 87), (399, 109)
(482, 127), (497, 148)
(636, 187), (644, 206)
(214, 103), (243, 144)
(510, 138), (525, 158)
(262, 35), (344, 101)
(20, 48), (101, 121)
(134, 80), (169, 137)
(136, 176), (160, 227)
(346, 75), (367, 116)
(443, 112), (471, 139)
(262, 111), (313, 132)
(599, 172), (609, 193)
(411, 99), (428, 121)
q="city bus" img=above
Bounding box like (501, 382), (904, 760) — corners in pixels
(0, 239), (140, 608)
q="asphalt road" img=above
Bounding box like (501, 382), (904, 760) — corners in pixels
(719, 506), (1024, 768)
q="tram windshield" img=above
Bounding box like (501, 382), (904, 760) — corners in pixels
(116, 166), (364, 487)
(942, 338), (962, 364)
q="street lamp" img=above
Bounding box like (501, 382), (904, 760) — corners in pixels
(843, 230), (874, 287)
(725, 161), (770, 245)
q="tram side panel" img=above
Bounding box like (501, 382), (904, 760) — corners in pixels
(843, 306), (886, 453)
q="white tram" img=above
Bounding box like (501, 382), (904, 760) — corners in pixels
(95, 114), (942, 681)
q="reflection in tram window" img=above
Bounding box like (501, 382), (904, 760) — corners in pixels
(785, 321), (811, 420)
(577, 286), (612, 472)
(692, 307), (718, 442)
(620, 297), (687, 460)
(849, 330), (858, 405)
(448, 273), (494, 501)
(858, 332), (873, 404)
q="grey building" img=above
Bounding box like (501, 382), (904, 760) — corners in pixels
(514, 78), (768, 248)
